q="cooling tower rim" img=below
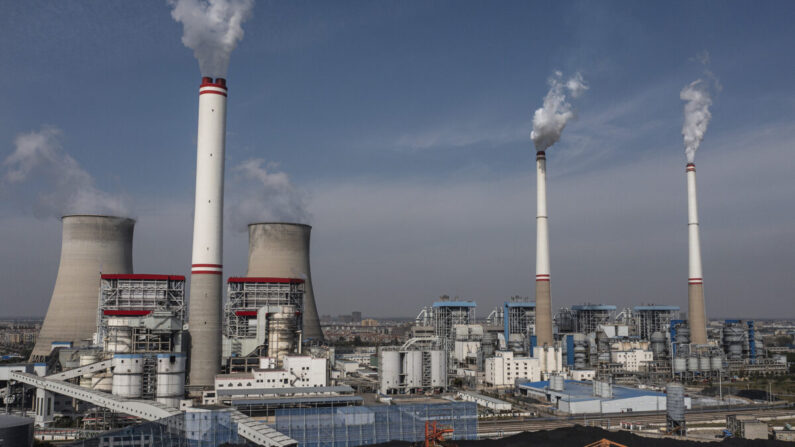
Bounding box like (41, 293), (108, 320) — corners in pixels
(61, 214), (135, 222)
(248, 221), (311, 229)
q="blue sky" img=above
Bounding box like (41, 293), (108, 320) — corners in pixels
(0, 0), (793, 318)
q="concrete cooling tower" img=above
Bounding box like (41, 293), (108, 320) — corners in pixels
(30, 215), (135, 361)
(247, 223), (323, 341)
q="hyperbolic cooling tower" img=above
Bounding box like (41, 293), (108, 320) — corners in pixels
(30, 215), (134, 361)
(534, 151), (554, 347)
(686, 163), (707, 344)
(247, 223), (324, 340)
(188, 77), (228, 388)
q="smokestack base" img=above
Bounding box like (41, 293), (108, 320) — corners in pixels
(688, 283), (707, 344)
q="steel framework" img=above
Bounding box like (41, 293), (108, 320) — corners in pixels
(97, 274), (186, 355)
(223, 278), (304, 339)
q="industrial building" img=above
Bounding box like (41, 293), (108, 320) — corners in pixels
(518, 379), (692, 414)
(634, 305), (679, 340)
(222, 277), (305, 363)
(571, 304), (616, 334)
(484, 350), (541, 387)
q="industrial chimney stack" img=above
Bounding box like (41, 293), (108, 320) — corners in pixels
(31, 215), (134, 361)
(686, 163), (707, 344)
(246, 223), (324, 340)
(535, 151), (554, 347)
(188, 77), (228, 388)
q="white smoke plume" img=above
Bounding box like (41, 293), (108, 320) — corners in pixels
(531, 71), (588, 151)
(680, 80), (713, 163)
(169, 0), (254, 77)
(2, 127), (128, 218)
(228, 158), (310, 230)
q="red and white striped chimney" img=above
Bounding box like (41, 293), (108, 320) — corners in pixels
(535, 151), (554, 347)
(686, 162), (707, 344)
(188, 77), (228, 388)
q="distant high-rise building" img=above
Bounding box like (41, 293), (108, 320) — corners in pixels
(352, 311), (362, 323)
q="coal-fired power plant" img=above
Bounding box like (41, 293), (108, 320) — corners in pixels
(187, 77), (228, 388)
(30, 215), (135, 361)
(247, 223), (324, 340)
(686, 163), (707, 345)
(534, 151), (554, 347)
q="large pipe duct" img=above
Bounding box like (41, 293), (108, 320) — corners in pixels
(30, 215), (134, 361)
(188, 77), (227, 388)
(535, 151), (554, 346)
(247, 223), (324, 340)
(686, 163), (707, 344)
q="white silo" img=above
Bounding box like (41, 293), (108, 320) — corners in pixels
(379, 350), (401, 394)
(156, 353), (186, 408)
(429, 350), (447, 388)
(112, 354), (143, 398)
(403, 351), (423, 389)
(31, 215), (134, 361)
(246, 223), (323, 341)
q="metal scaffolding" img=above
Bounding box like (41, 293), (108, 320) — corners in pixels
(634, 305), (679, 340)
(97, 274), (186, 355)
(571, 304), (616, 334)
(432, 301), (475, 353)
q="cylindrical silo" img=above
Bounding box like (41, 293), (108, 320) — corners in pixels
(247, 223), (323, 341)
(266, 306), (298, 363)
(403, 351), (423, 389)
(79, 353), (98, 388)
(31, 215), (135, 361)
(112, 354), (143, 398)
(379, 350), (400, 394)
(687, 355), (699, 372)
(699, 355), (711, 372)
(156, 353), (186, 408)
(710, 353), (723, 371)
(92, 372), (112, 392)
(429, 350), (446, 388)
(673, 357), (687, 373)
(651, 332), (666, 359)
(666, 383), (685, 423)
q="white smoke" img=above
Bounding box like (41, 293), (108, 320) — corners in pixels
(680, 80), (713, 163)
(228, 158), (310, 230)
(531, 71), (588, 152)
(169, 0), (254, 77)
(2, 127), (128, 218)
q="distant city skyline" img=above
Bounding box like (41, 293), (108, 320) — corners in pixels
(1, 1), (794, 319)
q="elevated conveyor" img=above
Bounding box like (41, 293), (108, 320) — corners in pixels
(10, 371), (295, 446)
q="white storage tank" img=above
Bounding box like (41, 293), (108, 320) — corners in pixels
(92, 372), (112, 392)
(105, 323), (133, 353)
(79, 353), (98, 388)
(710, 354), (723, 371)
(549, 374), (565, 391)
(403, 351), (423, 389)
(379, 350), (401, 394)
(699, 355), (711, 372)
(687, 355), (699, 371)
(155, 353), (186, 408)
(429, 350), (446, 388)
(666, 383), (685, 422)
(112, 354), (143, 398)
(673, 357), (687, 373)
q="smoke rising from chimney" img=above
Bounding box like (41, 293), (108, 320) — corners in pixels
(169, 0), (254, 77)
(229, 158), (310, 230)
(530, 71), (587, 152)
(680, 80), (713, 163)
(2, 127), (128, 218)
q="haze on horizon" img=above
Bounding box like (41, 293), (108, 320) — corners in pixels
(0, 1), (793, 320)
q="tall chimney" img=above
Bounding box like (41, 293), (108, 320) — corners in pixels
(31, 215), (134, 361)
(535, 151), (554, 346)
(686, 163), (707, 344)
(188, 77), (227, 388)
(246, 223), (324, 340)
